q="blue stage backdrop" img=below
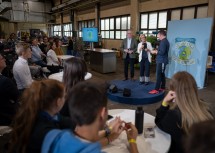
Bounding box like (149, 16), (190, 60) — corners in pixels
(166, 18), (213, 89)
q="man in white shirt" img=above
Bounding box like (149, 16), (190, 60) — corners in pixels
(13, 43), (33, 94)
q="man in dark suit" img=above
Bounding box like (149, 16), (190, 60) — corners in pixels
(120, 30), (138, 81)
(0, 52), (19, 125)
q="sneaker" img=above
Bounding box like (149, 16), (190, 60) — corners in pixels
(131, 78), (135, 81)
(139, 81), (144, 85)
(149, 89), (159, 94)
(159, 88), (165, 92)
(145, 82), (149, 85)
(123, 78), (128, 81)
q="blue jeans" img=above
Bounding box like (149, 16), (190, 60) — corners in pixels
(140, 58), (150, 77)
(155, 63), (166, 90)
(34, 60), (47, 67)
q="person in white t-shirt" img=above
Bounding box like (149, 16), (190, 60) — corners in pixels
(13, 43), (33, 94)
(46, 42), (62, 74)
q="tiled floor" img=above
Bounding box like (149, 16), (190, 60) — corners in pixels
(87, 58), (215, 116)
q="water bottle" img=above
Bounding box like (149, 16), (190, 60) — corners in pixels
(135, 107), (144, 134)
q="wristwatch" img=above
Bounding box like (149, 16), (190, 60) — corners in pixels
(105, 126), (111, 137)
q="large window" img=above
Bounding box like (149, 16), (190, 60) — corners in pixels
(63, 23), (73, 37)
(53, 25), (61, 37)
(140, 5), (207, 36)
(101, 15), (130, 39)
(140, 11), (167, 36)
(78, 19), (95, 37)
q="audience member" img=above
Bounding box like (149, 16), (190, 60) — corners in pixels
(46, 42), (62, 74)
(149, 30), (169, 94)
(13, 43), (33, 95)
(184, 120), (215, 153)
(31, 38), (47, 67)
(137, 34), (152, 85)
(39, 36), (49, 55)
(67, 36), (74, 55)
(60, 57), (87, 116)
(0, 52), (19, 125)
(9, 79), (75, 153)
(120, 30), (138, 81)
(42, 82), (139, 153)
(155, 71), (214, 153)
(54, 39), (64, 55)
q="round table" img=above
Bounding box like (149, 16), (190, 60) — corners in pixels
(107, 80), (165, 105)
(48, 71), (92, 81)
(57, 55), (74, 61)
(102, 109), (171, 153)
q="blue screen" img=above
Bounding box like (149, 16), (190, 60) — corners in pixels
(82, 28), (98, 42)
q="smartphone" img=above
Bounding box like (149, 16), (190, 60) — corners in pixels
(107, 115), (113, 120)
(144, 126), (155, 138)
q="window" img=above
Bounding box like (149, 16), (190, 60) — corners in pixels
(53, 25), (61, 37)
(63, 23), (72, 37)
(139, 5), (208, 36)
(78, 19), (95, 37)
(101, 15), (130, 39)
(183, 7), (195, 20)
(171, 9), (181, 20)
(140, 11), (167, 36)
(197, 6), (208, 18)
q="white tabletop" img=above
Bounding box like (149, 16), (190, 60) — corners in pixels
(102, 109), (171, 153)
(48, 71), (92, 81)
(57, 55), (74, 60)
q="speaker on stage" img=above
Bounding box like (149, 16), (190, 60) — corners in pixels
(123, 88), (131, 97)
(109, 84), (118, 93)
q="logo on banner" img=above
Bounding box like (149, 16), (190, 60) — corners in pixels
(172, 38), (196, 65)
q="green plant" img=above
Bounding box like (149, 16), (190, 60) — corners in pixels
(146, 35), (157, 47)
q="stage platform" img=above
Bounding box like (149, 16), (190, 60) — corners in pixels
(107, 80), (165, 105)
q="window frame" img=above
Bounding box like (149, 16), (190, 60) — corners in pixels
(100, 14), (130, 40)
(139, 4), (208, 37)
(78, 19), (95, 37)
(63, 23), (73, 37)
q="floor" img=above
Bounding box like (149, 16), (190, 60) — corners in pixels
(87, 58), (215, 116)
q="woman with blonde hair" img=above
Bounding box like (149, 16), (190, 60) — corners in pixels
(9, 79), (75, 153)
(137, 34), (152, 85)
(155, 71), (213, 153)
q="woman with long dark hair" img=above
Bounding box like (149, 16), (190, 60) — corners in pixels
(60, 57), (87, 116)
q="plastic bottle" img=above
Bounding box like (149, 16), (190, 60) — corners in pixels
(135, 107), (144, 134)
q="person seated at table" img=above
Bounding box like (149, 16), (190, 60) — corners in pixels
(184, 120), (215, 153)
(155, 71), (214, 153)
(31, 38), (47, 67)
(0, 52), (19, 126)
(60, 57), (87, 116)
(13, 43), (33, 96)
(54, 39), (64, 55)
(46, 42), (62, 74)
(42, 82), (139, 153)
(9, 79), (76, 153)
